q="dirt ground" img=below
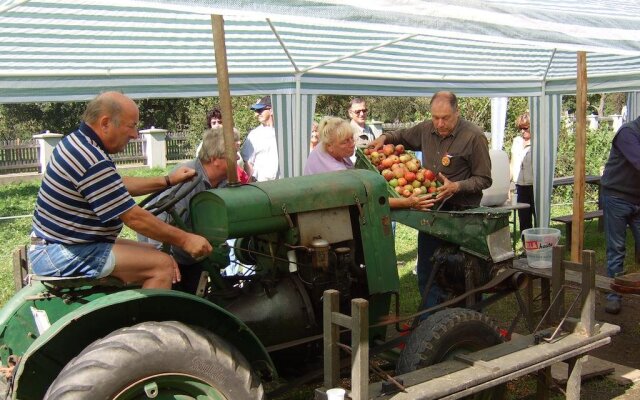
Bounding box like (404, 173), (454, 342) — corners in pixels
(590, 292), (640, 371)
(559, 263), (640, 400)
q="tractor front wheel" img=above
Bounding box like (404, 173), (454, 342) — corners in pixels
(396, 308), (505, 400)
(45, 321), (264, 400)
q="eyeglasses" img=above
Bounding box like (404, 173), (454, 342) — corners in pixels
(351, 109), (368, 115)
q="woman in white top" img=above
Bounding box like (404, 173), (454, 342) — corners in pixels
(510, 112), (535, 236)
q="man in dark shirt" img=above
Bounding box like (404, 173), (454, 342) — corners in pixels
(600, 116), (640, 314)
(369, 91), (492, 311)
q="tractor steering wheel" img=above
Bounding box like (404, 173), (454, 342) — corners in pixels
(139, 172), (204, 216)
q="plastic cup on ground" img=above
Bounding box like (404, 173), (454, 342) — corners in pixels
(326, 387), (346, 400)
(522, 227), (561, 268)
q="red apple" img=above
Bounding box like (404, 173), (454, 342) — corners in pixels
(381, 157), (394, 168)
(395, 144), (405, 154)
(382, 144), (395, 156)
(404, 171), (416, 183)
(428, 186), (437, 193)
(424, 169), (436, 182)
(402, 189), (412, 198)
(397, 177), (407, 187)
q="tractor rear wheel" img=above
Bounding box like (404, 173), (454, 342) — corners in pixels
(396, 308), (505, 400)
(45, 321), (263, 400)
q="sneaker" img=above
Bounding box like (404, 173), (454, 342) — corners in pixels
(604, 298), (621, 315)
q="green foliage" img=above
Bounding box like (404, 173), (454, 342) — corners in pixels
(0, 102), (85, 139)
(137, 98), (192, 132)
(184, 96), (259, 147)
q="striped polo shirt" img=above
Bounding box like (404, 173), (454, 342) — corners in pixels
(32, 122), (136, 244)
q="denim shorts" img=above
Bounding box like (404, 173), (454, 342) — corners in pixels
(29, 242), (116, 278)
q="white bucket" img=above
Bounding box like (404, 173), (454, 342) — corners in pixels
(326, 388), (346, 400)
(522, 228), (561, 268)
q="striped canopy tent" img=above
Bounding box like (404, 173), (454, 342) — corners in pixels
(2, 0), (640, 227)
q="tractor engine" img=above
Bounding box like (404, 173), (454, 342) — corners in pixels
(189, 170), (398, 348)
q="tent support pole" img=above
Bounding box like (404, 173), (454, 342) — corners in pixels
(211, 14), (238, 185)
(294, 72), (303, 176)
(571, 51), (588, 262)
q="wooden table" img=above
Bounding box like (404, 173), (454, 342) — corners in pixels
(553, 175), (602, 208)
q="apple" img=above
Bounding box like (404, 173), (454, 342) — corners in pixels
(428, 186), (437, 193)
(415, 171), (425, 182)
(382, 144), (395, 156)
(412, 180), (421, 188)
(394, 168), (405, 179)
(402, 189), (412, 198)
(405, 160), (419, 172)
(381, 157), (394, 168)
(424, 169), (436, 182)
(395, 144), (405, 154)
(364, 148), (371, 156)
(388, 155), (400, 164)
(382, 169), (395, 181)
(389, 178), (399, 187)
(404, 171), (416, 183)
(423, 179), (431, 187)
(377, 164), (385, 171)
(395, 186), (404, 195)
(399, 154), (412, 163)
(413, 188), (422, 196)
(403, 184), (414, 192)
(397, 177), (407, 187)
(420, 186), (428, 194)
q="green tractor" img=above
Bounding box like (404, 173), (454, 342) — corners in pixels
(0, 168), (515, 399)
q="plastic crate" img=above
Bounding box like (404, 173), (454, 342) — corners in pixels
(354, 148), (400, 198)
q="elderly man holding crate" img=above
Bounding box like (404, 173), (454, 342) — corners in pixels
(29, 91), (212, 289)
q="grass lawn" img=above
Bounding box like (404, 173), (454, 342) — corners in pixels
(0, 167), (638, 398)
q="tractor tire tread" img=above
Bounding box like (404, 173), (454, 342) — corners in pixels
(45, 320), (263, 400)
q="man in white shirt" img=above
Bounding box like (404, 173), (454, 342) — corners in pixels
(348, 97), (375, 162)
(240, 96), (279, 181)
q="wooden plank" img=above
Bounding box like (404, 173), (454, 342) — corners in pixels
(323, 289), (340, 389)
(372, 324), (619, 399)
(351, 299), (368, 400)
(571, 51), (588, 263)
(551, 357), (615, 384)
(512, 258), (617, 294)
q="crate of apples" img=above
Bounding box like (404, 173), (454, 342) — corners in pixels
(362, 144), (440, 198)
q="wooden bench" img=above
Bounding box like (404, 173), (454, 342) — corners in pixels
(551, 209), (603, 250)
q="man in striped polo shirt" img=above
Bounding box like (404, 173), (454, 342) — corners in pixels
(29, 92), (212, 289)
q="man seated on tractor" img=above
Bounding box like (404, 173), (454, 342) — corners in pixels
(29, 91), (212, 289)
(138, 126), (248, 293)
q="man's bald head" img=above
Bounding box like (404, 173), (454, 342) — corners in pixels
(83, 91), (137, 127)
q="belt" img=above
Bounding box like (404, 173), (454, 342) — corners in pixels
(30, 237), (48, 246)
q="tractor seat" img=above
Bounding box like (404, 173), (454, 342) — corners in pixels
(30, 275), (125, 289)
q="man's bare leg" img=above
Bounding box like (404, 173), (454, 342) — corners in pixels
(110, 238), (178, 289)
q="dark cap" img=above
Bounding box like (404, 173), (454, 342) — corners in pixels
(250, 95), (272, 110)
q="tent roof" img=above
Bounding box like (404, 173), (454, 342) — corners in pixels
(2, 0), (640, 102)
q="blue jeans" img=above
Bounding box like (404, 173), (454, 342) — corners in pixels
(29, 242), (115, 278)
(603, 195), (640, 301)
(417, 231), (445, 312)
